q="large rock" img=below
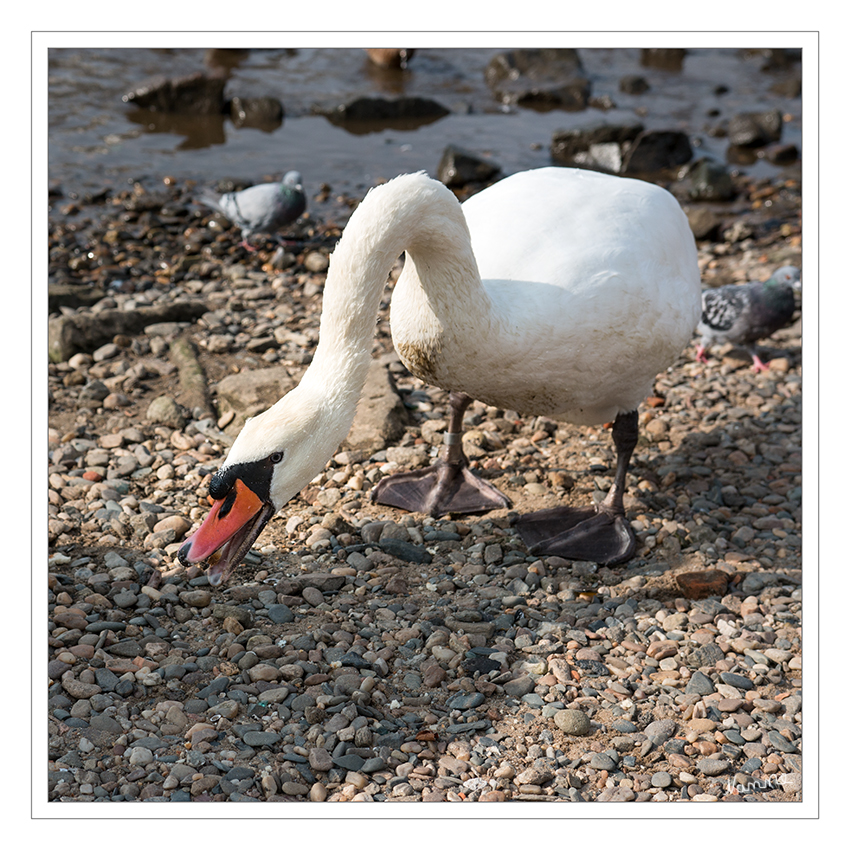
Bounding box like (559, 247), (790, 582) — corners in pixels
(343, 359), (408, 453)
(214, 366), (298, 434)
(123, 71), (227, 114)
(169, 337), (213, 418)
(323, 97), (449, 131)
(622, 130), (693, 174)
(485, 48), (590, 110)
(48, 284), (107, 312)
(48, 300), (208, 362)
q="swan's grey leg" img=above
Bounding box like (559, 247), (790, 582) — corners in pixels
(600, 409), (638, 516)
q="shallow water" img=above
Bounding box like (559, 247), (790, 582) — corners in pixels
(47, 46), (802, 212)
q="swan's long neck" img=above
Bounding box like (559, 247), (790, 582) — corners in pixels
(298, 174), (482, 426)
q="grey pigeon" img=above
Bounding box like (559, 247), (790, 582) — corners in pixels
(200, 170), (306, 250)
(696, 265), (801, 371)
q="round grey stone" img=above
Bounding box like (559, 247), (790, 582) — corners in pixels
(554, 709), (591, 736)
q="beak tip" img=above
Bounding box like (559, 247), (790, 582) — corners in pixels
(177, 538), (194, 567)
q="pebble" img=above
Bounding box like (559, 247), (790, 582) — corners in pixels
(554, 710), (591, 736)
(697, 758), (731, 777)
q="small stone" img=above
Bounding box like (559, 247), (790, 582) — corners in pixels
(676, 569), (729, 599)
(145, 396), (186, 428)
(302, 586), (324, 607)
(554, 709), (591, 736)
(720, 671), (753, 690)
(644, 719), (677, 744)
(180, 589), (212, 608)
(308, 748), (333, 772)
(651, 771), (673, 787)
(685, 670), (716, 696)
(589, 753), (617, 771)
(697, 758), (730, 776)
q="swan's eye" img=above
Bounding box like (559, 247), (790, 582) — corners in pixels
(269, 451), (284, 464)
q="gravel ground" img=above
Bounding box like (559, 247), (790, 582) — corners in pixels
(46, 168), (803, 805)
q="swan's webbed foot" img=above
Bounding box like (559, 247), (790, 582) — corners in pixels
(371, 390), (512, 517)
(514, 408), (639, 567)
(371, 459), (511, 517)
(513, 504), (635, 566)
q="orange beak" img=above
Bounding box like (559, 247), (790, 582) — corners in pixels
(178, 479), (272, 585)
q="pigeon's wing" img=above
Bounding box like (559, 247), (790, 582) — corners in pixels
(700, 285), (751, 334)
(219, 183), (284, 237)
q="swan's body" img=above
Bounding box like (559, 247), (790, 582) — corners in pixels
(391, 168), (698, 423)
(179, 168), (701, 584)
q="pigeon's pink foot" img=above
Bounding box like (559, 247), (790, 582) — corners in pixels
(696, 345), (709, 364)
(751, 354), (771, 372)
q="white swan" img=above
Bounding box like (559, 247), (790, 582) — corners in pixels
(179, 168), (701, 585)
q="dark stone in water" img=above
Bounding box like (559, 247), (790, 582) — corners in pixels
(728, 109), (783, 147)
(486, 48), (590, 111)
(687, 207), (723, 242)
(123, 71), (227, 114)
(688, 159), (735, 201)
(766, 143), (799, 165)
(550, 121), (643, 165)
(640, 48), (686, 72)
(229, 96), (284, 130)
(622, 130), (693, 174)
(620, 75), (649, 95)
(325, 96), (449, 131)
(437, 144), (501, 187)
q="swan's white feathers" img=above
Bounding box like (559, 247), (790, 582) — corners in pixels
(392, 168), (700, 423)
(225, 382), (359, 510)
(219, 167), (701, 511)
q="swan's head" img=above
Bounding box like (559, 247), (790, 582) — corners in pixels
(177, 383), (349, 585)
